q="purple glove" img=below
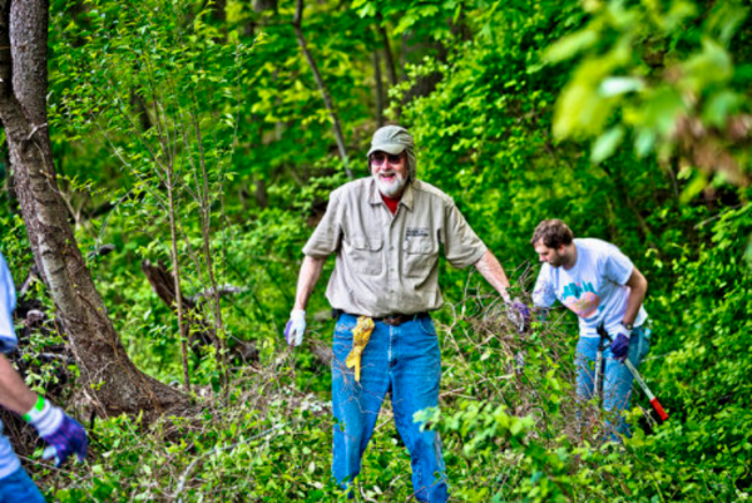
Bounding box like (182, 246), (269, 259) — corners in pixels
(284, 309), (306, 347)
(610, 324), (632, 362)
(24, 396), (88, 466)
(506, 298), (532, 333)
(41, 414), (88, 466)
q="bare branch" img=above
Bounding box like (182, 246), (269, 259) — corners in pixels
(292, 0), (353, 179)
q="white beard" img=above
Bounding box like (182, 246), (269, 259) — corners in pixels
(374, 172), (407, 198)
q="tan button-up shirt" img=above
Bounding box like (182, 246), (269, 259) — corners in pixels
(303, 178), (487, 317)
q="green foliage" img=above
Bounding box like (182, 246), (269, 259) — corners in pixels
(547, 0), (751, 189)
(0, 0), (749, 500)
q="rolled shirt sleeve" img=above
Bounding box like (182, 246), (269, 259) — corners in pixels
(442, 203), (487, 269)
(303, 189), (344, 258)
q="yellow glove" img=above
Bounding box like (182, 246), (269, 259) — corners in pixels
(345, 316), (375, 382)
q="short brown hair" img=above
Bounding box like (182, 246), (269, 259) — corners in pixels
(531, 219), (574, 248)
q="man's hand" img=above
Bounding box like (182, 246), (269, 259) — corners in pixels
(506, 298), (531, 333)
(610, 324), (632, 362)
(25, 397), (88, 466)
(285, 309), (307, 347)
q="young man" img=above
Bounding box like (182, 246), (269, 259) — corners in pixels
(0, 251), (88, 502)
(531, 219), (651, 440)
(285, 125), (521, 502)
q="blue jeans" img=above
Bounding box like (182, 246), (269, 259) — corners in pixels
(0, 467), (45, 503)
(575, 325), (651, 440)
(331, 313), (447, 502)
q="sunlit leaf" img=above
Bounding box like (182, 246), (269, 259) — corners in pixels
(544, 29), (598, 64)
(598, 77), (644, 97)
(591, 125), (625, 163)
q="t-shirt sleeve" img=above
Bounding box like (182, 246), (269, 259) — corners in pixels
(602, 243), (635, 286)
(532, 265), (557, 308)
(442, 203), (487, 269)
(0, 253), (18, 353)
(302, 189), (343, 258)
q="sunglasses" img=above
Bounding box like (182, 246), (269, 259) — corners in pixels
(370, 152), (405, 165)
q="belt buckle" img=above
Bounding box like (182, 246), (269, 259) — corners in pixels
(383, 315), (400, 326)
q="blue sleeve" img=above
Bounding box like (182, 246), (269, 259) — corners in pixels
(0, 253), (18, 353)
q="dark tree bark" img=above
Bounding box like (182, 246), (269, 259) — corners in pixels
(376, 15), (397, 88)
(252, 0), (276, 14)
(254, 178), (268, 208)
(1, 132), (16, 214)
(0, 0), (188, 421)
(375, 16), (399, 119)
(292, 0), (353, 179)
(208, 0), (226, 23)
(373, 49), (385, 127)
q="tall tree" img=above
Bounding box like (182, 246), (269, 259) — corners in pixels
(0, 0), (187, 420)
(293, 0), (353, 179)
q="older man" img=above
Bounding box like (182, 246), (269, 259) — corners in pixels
(0, 251), (88, 502)
(285, 125), (518, 502)
(530, 219), (651, 441)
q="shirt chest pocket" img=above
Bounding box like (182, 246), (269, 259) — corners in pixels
(403, 238), (439, 279)
(347, 237), (383, 276)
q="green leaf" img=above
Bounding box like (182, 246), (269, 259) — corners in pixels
(633, 129), (656, 158)
(679, 170), (709, 204)
(702, 90), (741, 127)
(544, 29), (598, 64)
(591, 126), (625, 163)
(640, 87), (685, 136)
(598, 77), (644, 97)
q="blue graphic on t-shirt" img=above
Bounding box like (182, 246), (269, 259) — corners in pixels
(562, 281), (601, 318)
(562, 281), (595, 300)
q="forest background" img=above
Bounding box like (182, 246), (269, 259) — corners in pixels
(0, 0), (750, 501)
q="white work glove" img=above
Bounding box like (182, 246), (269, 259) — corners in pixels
(284, 309), (306, 347)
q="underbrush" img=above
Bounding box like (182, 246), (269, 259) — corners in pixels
(24, 292), (750, 502)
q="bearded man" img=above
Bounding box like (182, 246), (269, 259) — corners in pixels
(284, 125), (520, 502)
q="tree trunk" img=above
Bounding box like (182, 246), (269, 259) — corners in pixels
(252, 0), (276, 14)
(0, 0), (187, 421)
(373, 49), (385, 127)
(292, 0), (353, 179)
(375, 17), (399, 119)
(376, 15), (397, 88)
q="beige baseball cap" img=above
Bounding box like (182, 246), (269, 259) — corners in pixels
(367, 125), (415, 157)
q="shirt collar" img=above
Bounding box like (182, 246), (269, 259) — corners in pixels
(400, 182), (415, 211)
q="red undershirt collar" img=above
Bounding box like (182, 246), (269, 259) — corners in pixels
(380, 193), (400, 215)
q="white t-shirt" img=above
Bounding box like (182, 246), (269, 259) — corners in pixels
(0, 252), (20, 479)
(533, 238), (648, 339)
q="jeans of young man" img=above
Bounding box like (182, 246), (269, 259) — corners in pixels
(575, 325), (651, 441)
(0, 467), (45, 503)
(331, 313), (448, 502)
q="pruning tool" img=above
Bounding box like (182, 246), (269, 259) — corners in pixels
(596, 324), (669, 422)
